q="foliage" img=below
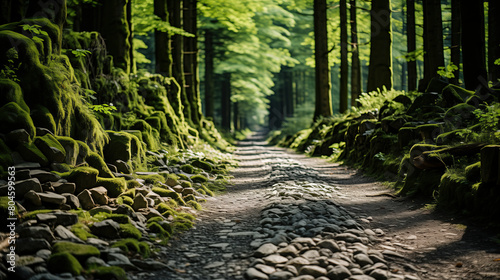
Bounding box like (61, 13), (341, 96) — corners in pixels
(437, 63), (459, 79)
(21, 24), (48, 44)
(89, 103), (117, 115)
(352, 88), (411, 114)
(71, 49), (92, 58)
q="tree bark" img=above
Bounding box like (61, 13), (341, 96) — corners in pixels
(313, 0), (333, 119)
(127, 0), (135, 73)
(406, 0), (417, 91)
(489, 0), (500, 85)
(183, 0), (202, 126)
(25, 0), (67, 54)
(168, 0), (187, 121)
(221, 73), (231, 131)
(350, 0), (361, 107)
(154, 0), (172, 77)
(449, 0), (461, 85)
(460, 0), (487, 92)
(421, 0), (444, 91)
(204, 29), (215, 118)
(339, 0), (348, 113)
(367, 0), (392, 93)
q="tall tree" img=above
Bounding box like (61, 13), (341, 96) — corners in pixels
(460, 0), (487, 91)
(204, 29), (215, 118)
(313, 0), (333, 119)
(421, 0), (444, 91)
(221, 73), (231, 130)
(339, 0), (348, 113)
(154, 0), (172, 76)
(449, 0), (461, 85)
(367, 0), (392, 93)
(406, 0), (417, 91)
(183, 0), (202, 126)
(350, 0), (361, 106)
(489, 0), (500, 85)
(168, 0), (187, 120)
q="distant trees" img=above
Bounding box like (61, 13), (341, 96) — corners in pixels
(421, 0), (444, 91)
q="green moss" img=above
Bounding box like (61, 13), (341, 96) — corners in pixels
(137, 173), (166, 184)
(191, 159), (213, 172)
(55, 136), (80, 166)
(116, 196), (133, 206)
(31, 105), (57, 133)
(191, 174), (208, 183)
(151, 187), (186, 206)
(0, 79), (29, 112)
(93, 212), (130, 224)
(197, 184), (214, 196)
(184, 194), (196, 202)
(104, 130), (145, 170)
(52, 241), (100, 262)
(156, 202), (174, 213)
(0, 102), (35, 139)
(34, 133), (66, 163)
(64, 167), (99, 192)
(17, 141), (48, 166)
(76, 140), (90, 163)
(178, 174), (190, 181)
(89, 266), (127, 280)
(22, 209), (53, 220)
(47, 252), (83, 276)
(147, 222), (170, 238)
(120, 188), (136, 198)
(147, 216), (164, 224)
(126, 179), (141, 189)
(438, 171), (471, 210)
(180, 180), (192, 188)
(96, 177), (127, 198)
(181, 164), (196, 174)
(465, 161), (481, 183)
(129, 120), (161, 151)
(119, 223), (142, 239)
(173, 214), (195, 232)
(86, 152), (115, 178)
(187, 200), (202, 210)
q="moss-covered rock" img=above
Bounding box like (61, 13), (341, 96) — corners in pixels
(407, 93), (440, 115)
(56, 136), (79, 166)
(47, 252), (83, 276)
(96, 177), (127, 198)
(151, 187), (186, 205)
(111, 238), (150, 257)
(191, 159), (213, 172)
(119, 223), (142, 239)
(129, 120), (160, 151)
(438, 172), (472, 211)
(147, 221), (171, 238)
(180, 164), (196, 174)
(191, 174), (208, 183)
(31, 105), (57, 133)
(116, 195), (133, 206)
(104, 130), (145, 170)
(444, 103), (477, 130)
(441, 84), (474, 108)
(89, 266), (127, 280)
(17, 141), (49, 166)
(465, 161), (481, 183)
(63, 166), (99, 193)
(52, 241), (100, 262)
(187, 200), (202, 210)
(0, 79), (29, 112)
(34, 133), (66, 163)
(0, 102), (35, 139)
(137, 173), (166, 185)
(86, 152), (115, 178)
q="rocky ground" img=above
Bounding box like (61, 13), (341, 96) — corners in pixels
(129, 132), (500, 280)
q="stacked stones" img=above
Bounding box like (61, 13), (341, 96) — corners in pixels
(244, 183), (421, 280)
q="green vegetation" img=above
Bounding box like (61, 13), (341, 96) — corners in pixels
(47, 252), (83, 276)
(111, 238), (150, 257)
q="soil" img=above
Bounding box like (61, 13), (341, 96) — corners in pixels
(131, 132), (500, 280)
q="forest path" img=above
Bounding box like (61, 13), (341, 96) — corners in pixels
(130, 132), (500, 280)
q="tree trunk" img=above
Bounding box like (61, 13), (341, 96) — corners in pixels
(313, 0), (333, 119)
(221, 73), (231, 131)
(460, 0), (487, 92)
(489, 0), (500, 85)
(401, 1), (407, 91)
(183, 0), (202, 126)
(233, 102), (239, 131)
(449, 0), (461, 85)
(168, 0), (187, 121)
(154, 0), (172, 77)
(367, 0), (392, 93)
(421, 0), (444, 91)
(406, 0), (417, 91)
(127, 0), (135, 73)
(81, 0), (130, 73)
(339, 0), (348, 113)
(204, 29), (215, 118)
(350, 0), (361, 107)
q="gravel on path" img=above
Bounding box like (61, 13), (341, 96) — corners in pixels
(130, 132), (500, 280)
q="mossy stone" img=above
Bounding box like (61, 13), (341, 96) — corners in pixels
(17, 141), (49, 166)
(444, 103), (477, 129)
(86, 152), (115, 178)
(90, 266), (127, 280)
(187, 200), (202, 210)
(96, 177), (127, 198)
(441, 84), (474, 108)
(407, 93), (440, 115)
(191, 159), (213, 172)
(34, 133), (66, 163)
(119, 223), (142, 239)
(416, 124), (443, 143)
(151, 187), (185, 205)
(31, 105), (57, 134)
(0, 79), (29, 112)
(137, 173), (166, 184)
(191, 174), (208, 183)
(104, 131), (145, 169)
(56, 136), (79, 166)
(52, 241), (100, 262)
(465, 161), (481, 183)
(438, 172), (471, 210)
(65, 167), (99, 193)
(147, 221), (170, 238)
(76, 140), (90, 165)
(180, 164), (195, 174)
(116, 196), (133, 206)
(0, 102), (35, 139)
(129, 120), (160, 150)
(47, 252), (83, 276)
